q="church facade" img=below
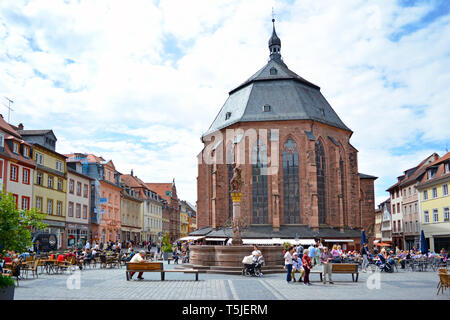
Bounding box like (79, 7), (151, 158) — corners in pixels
(195, 20), (377, 247)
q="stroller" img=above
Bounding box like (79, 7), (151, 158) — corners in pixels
(376, 256), (394, 273)
(242, 255), (264, 277)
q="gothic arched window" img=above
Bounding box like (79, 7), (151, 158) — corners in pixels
(283, 139), (300, 224)
(315, 140), (327, 224)
(252, 140), (268, 224)
(340, 154), (346, 226)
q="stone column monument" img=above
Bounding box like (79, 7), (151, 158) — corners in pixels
(230, 163), (243, 245)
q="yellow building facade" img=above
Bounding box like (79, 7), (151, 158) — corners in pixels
(33, 144), (67, 249)
(417, 153), (450, 252)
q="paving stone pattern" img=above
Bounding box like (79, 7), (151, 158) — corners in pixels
(14, 262), (449, 300)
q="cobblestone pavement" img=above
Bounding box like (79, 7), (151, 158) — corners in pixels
(14, 263), (449, 300)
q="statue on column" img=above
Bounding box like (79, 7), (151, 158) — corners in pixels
(229, 163), (244, 245)
(230, 163), (242, 193)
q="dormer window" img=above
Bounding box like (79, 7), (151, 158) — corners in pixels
(225, 112), (232, 120)
(270, 67), (277, 75)
(13, 142), (19, 154)
(445, 162), (450, 174)
(0, 133), (4, 147)
(263, 104), (271, 112)
(427, 168), (437, 180)
(23, 146), (29, 158)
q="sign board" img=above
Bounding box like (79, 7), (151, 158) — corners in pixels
(100, 198), (108, 204)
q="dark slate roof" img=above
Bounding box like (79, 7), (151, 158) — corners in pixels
(190, 225), (361, 239)
(359, 173), (378, 179)
(18, 129), (54, 136)
(203, 59), (351, 137)
(189, 226), (213, 236)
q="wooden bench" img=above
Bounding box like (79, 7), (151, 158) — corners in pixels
(311, 263), (359, 282)
(125, 262), (199, 281)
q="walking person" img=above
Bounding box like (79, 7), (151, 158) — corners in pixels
(302, 249), (313, 286)
(314, 244), (320, 266)
(361, 243), (370, 272)
(308, 244), (315, 265)
(284, 246), (294, 284)
(320, 246), (334, 284)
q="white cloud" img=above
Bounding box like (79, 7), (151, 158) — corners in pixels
(0, 0), (449, 206)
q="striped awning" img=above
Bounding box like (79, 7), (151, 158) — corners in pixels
(205, 238), (227, 242)
(177, 236), (205, 241)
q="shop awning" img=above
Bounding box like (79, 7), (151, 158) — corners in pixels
(240, 238), (316, 245)
(272, 238), (316, 245)
(242, 239), (274, 245)
(178, 236), (205, 241)
(324, 239), (355, 242)
(205, 238), (227, 242)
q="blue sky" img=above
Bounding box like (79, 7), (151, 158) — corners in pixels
(0, 0), (449, 206)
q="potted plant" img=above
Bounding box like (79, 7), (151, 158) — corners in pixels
(0, 275), (15, 300)
(161, 233), (172, 260)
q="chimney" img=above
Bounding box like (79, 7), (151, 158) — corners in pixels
(131, 169), (134, 177)
(18, 123), (24, 130)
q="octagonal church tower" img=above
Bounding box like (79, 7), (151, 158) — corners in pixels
(196, 20), (377, 247)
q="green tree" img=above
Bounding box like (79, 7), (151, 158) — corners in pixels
(161, 232), (172, 253)
(0, 190), (47, 254)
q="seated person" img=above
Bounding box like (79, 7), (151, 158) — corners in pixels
(83, 249), (94, 266)
(129, 250), (147, 280)
(19, 252), (30, 261)
(291, 252), (304, 282)
(57, 254), (65, 263)
(173, 249), (179, 264)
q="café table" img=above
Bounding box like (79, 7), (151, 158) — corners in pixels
(40, 259), (57, 274)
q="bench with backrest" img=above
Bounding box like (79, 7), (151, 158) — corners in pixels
(311, 263), (359, 282)
(125, 262), (199, 281)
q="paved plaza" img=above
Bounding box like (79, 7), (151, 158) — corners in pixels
(13, 262), (449, 300)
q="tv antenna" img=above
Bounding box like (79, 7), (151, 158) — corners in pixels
(3, 97), (14, 123)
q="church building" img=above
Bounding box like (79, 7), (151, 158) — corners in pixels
(195, 20), (377, 249)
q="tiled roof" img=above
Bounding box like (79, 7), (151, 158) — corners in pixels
(0, 116), (21, 138)
(121, 174), (146, 189)
(3, 142), (35, 167)
(417, 152), (450, 187)
(145, 183), (173, 201)
(398, 153), (440, 187)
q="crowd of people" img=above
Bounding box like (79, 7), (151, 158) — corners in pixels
(282, 242), (449, 285)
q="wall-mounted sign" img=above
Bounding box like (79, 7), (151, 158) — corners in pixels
(100, 198), (108, 204)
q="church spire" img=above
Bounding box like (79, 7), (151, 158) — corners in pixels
(268, 18), (281, 61)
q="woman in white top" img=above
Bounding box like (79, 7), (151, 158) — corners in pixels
(284, 246), (294, 283)
(252, 245), (261, 263)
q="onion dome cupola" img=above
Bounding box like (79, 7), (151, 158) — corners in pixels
(269, 19), (282, 61)
(202, 19), (352, 138)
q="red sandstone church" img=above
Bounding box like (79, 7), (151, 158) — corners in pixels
(193, 20), (377, 250)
